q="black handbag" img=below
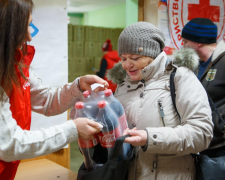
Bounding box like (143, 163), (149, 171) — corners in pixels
(77, 135), (134, 180)
(208, 95), (225, 148)
(192, 153), (225, 180)
(193, 95), (225, 180)
(170, 68), (225, 180)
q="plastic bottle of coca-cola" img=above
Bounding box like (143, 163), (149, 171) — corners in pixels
(75, 102), (99, 171)
(83, 90), (99, 119)
(104, 89), (128, 131)
(96, 100), (122, 160)
(104, 89), (131, 161)
(83, 90), (92, 102)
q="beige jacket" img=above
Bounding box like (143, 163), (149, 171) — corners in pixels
(113, 51), (213, 180)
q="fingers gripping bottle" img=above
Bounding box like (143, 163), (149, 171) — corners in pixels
(96, 101), (122, 160)
(104, 89), (131, 161)
(75, 102), (99, 171)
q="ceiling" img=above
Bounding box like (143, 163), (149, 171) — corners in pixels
(67, 0), (126, 13)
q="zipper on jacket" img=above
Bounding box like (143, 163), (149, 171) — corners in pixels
(141, 79), (145, 86)
(153, 155), (158, 169)
(158, 100), (165, 126)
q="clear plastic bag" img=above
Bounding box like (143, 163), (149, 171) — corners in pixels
(70, 89), (131, 171)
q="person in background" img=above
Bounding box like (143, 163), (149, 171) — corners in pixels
(182, 18), (225, 157)
(107, 22), (213, 180)
(96, 39), (120, 93)
(0, 0), (108, 179)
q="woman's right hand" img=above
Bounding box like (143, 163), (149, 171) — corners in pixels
(73, 118), (103, 140)
(79, 75), (109, 92)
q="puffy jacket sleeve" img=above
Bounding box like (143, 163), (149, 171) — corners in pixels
(30, 70), (83, 116)
(0, 93), (78, 162)
(145, 67), (213, 155)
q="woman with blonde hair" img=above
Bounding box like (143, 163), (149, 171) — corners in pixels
(108, 22), (213, 179)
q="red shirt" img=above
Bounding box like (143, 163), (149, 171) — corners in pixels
(0, 45), (35, 180)
(102, 51), (120, 93)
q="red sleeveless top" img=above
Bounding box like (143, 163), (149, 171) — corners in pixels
(102, 51), (120, 93)
(0, 45), (35, 180)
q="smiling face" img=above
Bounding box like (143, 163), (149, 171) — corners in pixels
(120, 54), (154, 81)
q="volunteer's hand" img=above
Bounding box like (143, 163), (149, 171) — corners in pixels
(73, 118), (103, 140)
(79, 75), (109, 92)
(124, 129), (147, 147)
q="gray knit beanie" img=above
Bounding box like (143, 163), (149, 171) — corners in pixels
(118, 22), (165, 58)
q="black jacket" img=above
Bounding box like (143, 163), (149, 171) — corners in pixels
(200, 40), (225, 149)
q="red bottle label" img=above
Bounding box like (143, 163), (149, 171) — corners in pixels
(78, 134), (99, 148)
(118, 113), (128, 132)
(98, 126), (121, 148)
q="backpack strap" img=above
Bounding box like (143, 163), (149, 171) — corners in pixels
(208, 94), (225, 125)
(169, 67), (181, 122)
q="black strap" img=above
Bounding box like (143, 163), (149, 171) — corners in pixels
(170, 65), (225, 125)
(109, 135), (130, 161)
(169, 68), (181, 121)
(170, 68), (201, 172)
(208, 94), (225, 125)
(96, 58), (107, 78)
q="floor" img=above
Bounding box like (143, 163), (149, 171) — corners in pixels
(15, 159), (77, 180)
(70, 141), (83, 173)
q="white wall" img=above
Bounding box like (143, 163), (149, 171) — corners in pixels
(30, 0), (68, 131)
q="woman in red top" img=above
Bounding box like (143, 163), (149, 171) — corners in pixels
(0, 0), (108, 179)
(96, 39), (121, 93)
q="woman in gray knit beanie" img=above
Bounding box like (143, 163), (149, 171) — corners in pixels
(107, 22), (213, 180)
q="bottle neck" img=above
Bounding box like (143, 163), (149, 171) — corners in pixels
(75, 108), (85, 118)
(105, 95), (114, 103)
(99, 107), (106, 112)
(83, 96), (90, 102)
(97, 107), (108, 116)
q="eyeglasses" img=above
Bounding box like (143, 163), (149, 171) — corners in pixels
(29, 22), (39, 37)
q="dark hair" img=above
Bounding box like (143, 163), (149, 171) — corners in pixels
(0, 0), (34, 103)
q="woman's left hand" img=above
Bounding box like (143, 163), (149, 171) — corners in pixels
(79, 75), (109, 91)
(124, 129), (147, 147)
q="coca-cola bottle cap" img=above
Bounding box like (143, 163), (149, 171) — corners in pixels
(104, 89), (112, 96)
(97, 100), (106, 108)
(83, 90), (90, 98)
(75, 102), (84, 109)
